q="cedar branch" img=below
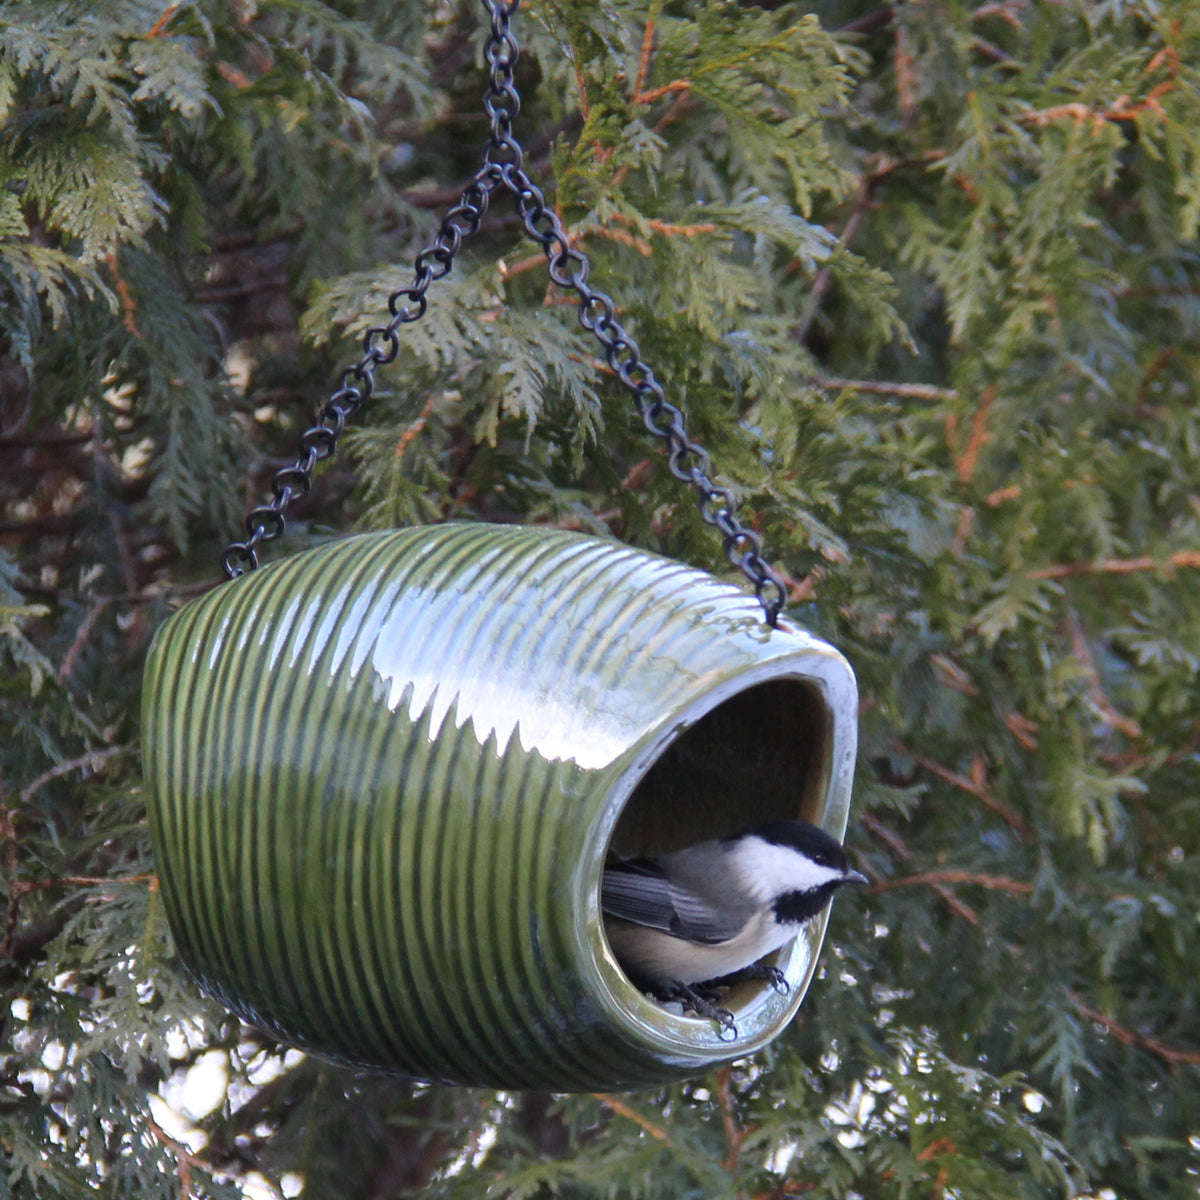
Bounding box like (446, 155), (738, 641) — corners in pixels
(859, 813), (980, 925)
(592, 1095), (673, 1143)
(869, 870), (1034, 896)
(812, 377), (960, 402)
(1028, 550), (1200, 579)
(19, 747), (123, 804)
(955, 386), (995, 483)
(146, 6), (179, 39)
(633, 6), (659, 101)
(716, 1065), (745, 1171)
(891, 741), (1035, 841)
(57, 598), (111, 686)
(1068, 991), (1200, 1067)
(1065, 603), (1142, 739)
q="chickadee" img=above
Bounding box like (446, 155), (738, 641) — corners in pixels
(602, 820), (866, 1035)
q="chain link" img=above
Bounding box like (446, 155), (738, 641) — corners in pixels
(219, 166), (503, 579)
(223, 0), (786, 626)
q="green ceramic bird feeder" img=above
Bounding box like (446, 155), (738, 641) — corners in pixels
(140, 0), (859, 1092)
(144, 523), (857, 1090)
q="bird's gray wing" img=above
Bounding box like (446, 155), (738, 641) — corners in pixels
(601, 859), (746, 945)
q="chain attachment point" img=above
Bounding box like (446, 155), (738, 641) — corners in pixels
(222, 0), (786, 627)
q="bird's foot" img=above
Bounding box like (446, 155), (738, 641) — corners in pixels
(664, 982), (738, 1040)
(712, 962), (790, 995)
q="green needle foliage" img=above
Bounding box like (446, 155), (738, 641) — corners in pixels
(2, 1), (1198, 1197)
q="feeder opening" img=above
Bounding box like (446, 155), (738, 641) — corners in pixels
(600, 677), (834, 1017)
(608, 677), (831, 860)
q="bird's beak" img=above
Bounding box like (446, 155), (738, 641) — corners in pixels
(843, 869), (869, 885)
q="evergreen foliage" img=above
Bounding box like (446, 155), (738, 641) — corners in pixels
(1, 1), (1198, 1197)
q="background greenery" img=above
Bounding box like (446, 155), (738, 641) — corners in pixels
(2, 0), (1198, 1196)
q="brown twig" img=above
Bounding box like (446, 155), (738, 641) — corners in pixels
(892, 743), (1035, 842)
(591, 225), (653, 256)
(812, 377), (959, 403)
(536, 508), (621, 532)
(1134, 346), (1177, 417)
(636, 80), (692, 105)
(1016, 80), (1175, 131)
(394, 391), (444, 464)
(985, 483), (1022, 507)
(1101, 716), (1200, 770)
(592, 1095), (672, 1143)
(868, 870), (1034, 896)
(11, 873), (155, 897)
(19, 747), (122, 804)
(835, 7), (895, 37)
(145, 1111), (202, 1200)
(917, 1137), (958, 1200)
(929, 654), (978, 697)
(1028, 550), (1200, 579)
(106, 252), (141, 338)
(633, 6), (659, 101)
(106, 485), (141, 604)
(1068, 990), (1200, 1067)
(620, 459), (653, 491)
(953, 386), (995, 484)
(970, 0), (1029, 29)
(498, 207), (720, 285)
(1, 787), (19, 962)
(570, 39), (591, 122)
(859, 813), (980, 925)
(1065, 603), (1142, 739)
(498, 247), (552, 281)
(57, 599), (111, 686)
(779, 563), (818, 605)
(146, 5), (179, 37)
(748, 1182), (818, 1200)
(612, 213), (719, 239)
(793, 180), (874, 344)
(716, 1065), (746, 1171)
(631, 5), (691, 106)
(1004, 710), (1040, 751)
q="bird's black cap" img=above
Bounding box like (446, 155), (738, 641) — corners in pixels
(733, 819), (852, 871)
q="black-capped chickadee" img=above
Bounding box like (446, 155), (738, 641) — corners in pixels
(602, 820), (866, 1035)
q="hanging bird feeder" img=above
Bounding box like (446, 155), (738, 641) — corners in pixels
(142, 0), (858, 1092)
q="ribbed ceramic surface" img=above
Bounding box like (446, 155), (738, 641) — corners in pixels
(143, 524), (857, 1090)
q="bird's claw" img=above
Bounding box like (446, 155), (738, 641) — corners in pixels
(666, 982), (739, 1039)
(711, 962), (790, 995)
(763, 965), (789, 995)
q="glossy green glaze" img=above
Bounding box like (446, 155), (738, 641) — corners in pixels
(142, 524), (857, 1090)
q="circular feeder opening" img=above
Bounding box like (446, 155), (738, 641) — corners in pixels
(601, 677), (833, 1018)
(608, 678), (831, 857)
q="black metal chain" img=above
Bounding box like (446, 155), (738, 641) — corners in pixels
(218, 163), (506, 579)
(223, 0), (787, 626)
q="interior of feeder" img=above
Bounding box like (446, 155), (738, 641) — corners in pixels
(607, 677), (830, 859)
(601, 677), (833, 1013)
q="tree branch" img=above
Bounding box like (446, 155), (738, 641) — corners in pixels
(889, 742), (1035, 842)
(868, 870), (1034, 895)
(592, 1095), (672, 1144)
(1068, 991), (1200, 1067)
(859, 813), (980, 925)
(1028, 550), (1200, 579)
(716, 1065), (745, 1171)
(810, 377), (959, 402)
(19, 747), (123, 803)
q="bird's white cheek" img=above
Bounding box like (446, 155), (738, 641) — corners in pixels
(733, 839), (845, 904)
